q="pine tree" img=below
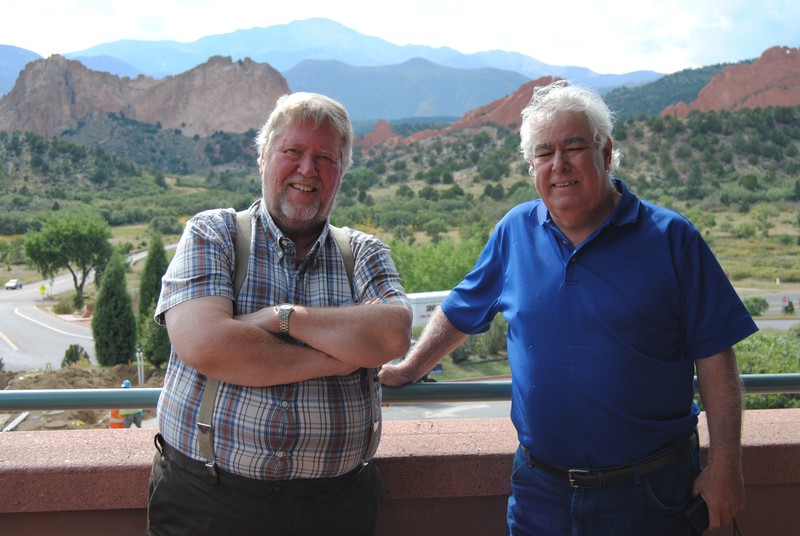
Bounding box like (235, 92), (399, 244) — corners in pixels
(138, 234), (168, 317)
(137, 234), (171, 368)
(92, 253), (137, 366)
(139, 301), (172, 369)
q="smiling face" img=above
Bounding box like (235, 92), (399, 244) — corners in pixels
(529, 110), (616, 238)
(260, 119), (344, 241)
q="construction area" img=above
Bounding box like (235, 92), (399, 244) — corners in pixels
(0, 363), (163, 432)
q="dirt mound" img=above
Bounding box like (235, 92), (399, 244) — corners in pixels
(1, 364), (165, 432)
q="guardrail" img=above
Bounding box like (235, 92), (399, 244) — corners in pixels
(1, 374), (799, 411)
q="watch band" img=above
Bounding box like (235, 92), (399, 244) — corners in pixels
(275, 304), (294, 334)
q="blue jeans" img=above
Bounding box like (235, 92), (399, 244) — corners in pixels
(507, 443), (701, 536)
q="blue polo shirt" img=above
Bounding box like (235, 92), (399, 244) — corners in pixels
(441, 179), (757, 468)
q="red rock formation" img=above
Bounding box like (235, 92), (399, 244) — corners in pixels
(662, 46), (800, 118)
(446, 76), (558, 131)
(0, 55), (290, 138)
(365, 76), (558, 145)
(358, 119), (402, 148)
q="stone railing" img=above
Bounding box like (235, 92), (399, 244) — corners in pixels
(1, 409), (799, 536)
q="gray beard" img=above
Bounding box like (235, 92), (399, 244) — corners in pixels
(278, 195), (322, 222)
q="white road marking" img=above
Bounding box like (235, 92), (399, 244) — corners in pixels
(14, 308), (94, 340)
(0, 329), (19, 350)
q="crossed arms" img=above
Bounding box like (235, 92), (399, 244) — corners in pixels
(166, 296), (411, 387)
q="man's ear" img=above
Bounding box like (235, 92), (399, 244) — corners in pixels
(603, 139), (613, 169)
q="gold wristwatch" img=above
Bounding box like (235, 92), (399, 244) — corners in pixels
(275, 303), (294, 335)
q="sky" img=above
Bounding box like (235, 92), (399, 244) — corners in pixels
(2, 0), (798, 75)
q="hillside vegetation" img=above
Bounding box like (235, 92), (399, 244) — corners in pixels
(1, 105), (800, 293)
(1, 103), (799, 409)
(603, 63), (734, 122)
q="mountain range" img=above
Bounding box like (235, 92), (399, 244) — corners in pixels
(0, 41), (796, 181)
(62, 18), (665, 88)
(0, 17), (668, 122)
(0, 16), (796, 164)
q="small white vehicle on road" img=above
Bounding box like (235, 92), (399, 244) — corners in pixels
(4, 279), (23, 290)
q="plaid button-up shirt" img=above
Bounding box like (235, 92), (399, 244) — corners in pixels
(155, 200), (410, 479)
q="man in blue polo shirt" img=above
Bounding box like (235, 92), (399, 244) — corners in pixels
(380, 80), (757, 535)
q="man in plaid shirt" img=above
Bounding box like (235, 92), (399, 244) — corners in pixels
(147, 92), (412, 536)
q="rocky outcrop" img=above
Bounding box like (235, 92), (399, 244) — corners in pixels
(0, 55), (290, 138)
(662, 46), (800, 118)
(446, 76), (557, 131)
(397, 76), (558, 144)
(358, 119), (401, 148)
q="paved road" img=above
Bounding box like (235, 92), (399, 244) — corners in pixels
(0, 275), (95, 371)
(752, 287), (800, 317)
(756, 318), (800, 331)
(0, 247), (177, 372)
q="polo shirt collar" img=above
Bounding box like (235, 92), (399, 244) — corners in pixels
(609, 178), (640, 226)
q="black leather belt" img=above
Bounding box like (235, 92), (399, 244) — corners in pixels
(522, 433), (698, 489)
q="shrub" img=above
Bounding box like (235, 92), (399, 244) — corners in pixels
(451, 316), (508, 364)
(148, 216), (183, 235)
(735, 331), (800, 409)
(742, 296), (769, 316)
(53, 295), (77, 314)
(787, 323), (800, 339)
(62, 344), (90, 367)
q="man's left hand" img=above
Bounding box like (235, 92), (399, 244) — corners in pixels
(692, 461), (745, 531)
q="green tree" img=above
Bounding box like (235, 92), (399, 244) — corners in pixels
(25, 210), (112, 309)
(61, 344), (90, 368)
(148, 216), (183, 235)
(390, 235), (484, 293)
(92, 253), (137, 366)
(138, 234), (168, 317)
(137, 234), (171, 369)
(751, 203), (779, 238)
(739, 174), (760, 192)
(683, 206), (716, 233)
(139, 301), (171, 369)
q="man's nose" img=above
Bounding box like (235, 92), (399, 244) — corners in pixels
(297, 154), (317, 176)
(552, 149), (570, 172)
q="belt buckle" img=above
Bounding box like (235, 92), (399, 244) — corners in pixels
(568, 469), (592, 488)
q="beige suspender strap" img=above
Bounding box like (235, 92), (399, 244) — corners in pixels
(196, 379), (220, 476)
(196, 210), (251, 476)
(233, 210), (253, 297)
(329, 226), (382, 462)
(329, 225), (354, 285)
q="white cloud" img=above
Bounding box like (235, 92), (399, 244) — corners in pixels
(1, 0), (797, 74)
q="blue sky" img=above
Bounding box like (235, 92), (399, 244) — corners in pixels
(2, 0), (798, 74)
